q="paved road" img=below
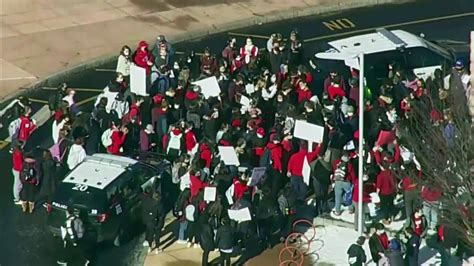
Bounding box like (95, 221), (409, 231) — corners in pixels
(0, 0), (472, 265)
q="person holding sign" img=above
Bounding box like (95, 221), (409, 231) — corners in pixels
(286, 141), (320, 202)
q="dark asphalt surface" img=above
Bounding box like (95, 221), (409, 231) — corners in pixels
(0, 0), (473, 265)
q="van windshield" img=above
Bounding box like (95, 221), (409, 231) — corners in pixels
(53, 183), (108, 212)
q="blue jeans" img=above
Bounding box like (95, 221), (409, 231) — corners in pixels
(290, 176), (307, 202)
(334, 180), (352, 213)
(178, 220), (188, 241)
(423, 201), (439, 230)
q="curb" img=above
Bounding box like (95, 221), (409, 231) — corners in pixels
(0, 0), (413, 107)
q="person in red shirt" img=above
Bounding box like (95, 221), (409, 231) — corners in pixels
(185, 123), (198, 157)
(399, 163), (420, 226)
(18, 106), (36, 143)
(134, 40), (154, 75)
(190, 170), (207, 200)
(409, 207), (427, 238)
(199, 142), (212, 169)
(376, 163), (397, 224)
(11, 142), (24, 204)
(124, 97), (144, 126)
(327, 81), (346, 100)
(296, 78), (312, 104)
(421, 185), (442, 232)
(107, 125), (128, 155)
(287, 141), (320, 202)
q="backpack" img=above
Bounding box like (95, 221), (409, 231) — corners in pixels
(8, 118), (21, 137)
(101, 128), (113, 148)
(22, 160), (37, 182)
(342, 184), (354, 206)
(259, 148), (272, 167)
(49, 138), (66, 162)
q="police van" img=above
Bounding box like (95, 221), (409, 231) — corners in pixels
(46, 153), (170, 246)
(314, 28), (469, 87)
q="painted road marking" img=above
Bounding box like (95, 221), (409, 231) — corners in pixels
(76, 95), (98, 106)
(305, 12), (474, 42)
(227, 12), (473, 42)
(322, 18), (356, 31)
(28, 98), (49, 104)
(0, 140), (10, 150)
(42, 87), (103, 93)
(0, 76), (37, 81)
(95, 68), (116, 72)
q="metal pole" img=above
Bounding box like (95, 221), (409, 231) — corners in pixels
(357, 53), (364, 235)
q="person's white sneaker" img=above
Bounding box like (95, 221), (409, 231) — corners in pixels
(187, 242), (193, 248)
(177, 239), (187, 244)
(147, 247), (152, 253)
(14, 200), (22, 205)
(143, 241), (149, 247)
(155, 248), (163, 254)
(194, 243), (200, 249)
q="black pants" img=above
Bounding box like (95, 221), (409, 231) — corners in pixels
(218, 251), (231, 266)
(61, 241), (87, 266)
(145, 217), (164, 248)
(379, 193), (395, 220)
(187, 221), (197, 243)
(202, 249), (211, 266)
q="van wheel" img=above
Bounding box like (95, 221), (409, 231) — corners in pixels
(113, 228), (126, 247)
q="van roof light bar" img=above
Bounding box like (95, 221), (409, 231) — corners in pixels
(376, 28), (407, 49)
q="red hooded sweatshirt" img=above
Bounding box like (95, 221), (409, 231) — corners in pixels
(190, 174), (206, 199)
(287, 146), (320, 177)
(134, 41), (154, 75)
(199, 144), (212, 169)
(376, 169), (396, 195)
(233, 178), (249, 200)
(107, 130), (127, 155)
(296, 87), (312, 103)
(266, 142), (283, 172)
(328, 84), (345, 100)
(18, 115), (36, 142)
(421, 186), (442, 202)
(185, 130), (197, 152)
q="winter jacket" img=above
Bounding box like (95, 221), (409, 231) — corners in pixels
(266, 142), (283, 172)
(190, 174), (206, 199)
(347, 243), (367, 266)
(12, 149), (23, 171)
(376, 169), (396, 195)
(296, 87), (312, 103)
(67, 144), (86, 170)
(116, 54), (131, 76)
(409, 214), (427, 237)
(386, 250), (403, 266)
(332, 159), (356, 183)
(167, 130), (183, 154)
(328, 84), (346, 100)
(216, 224), (234, 250)
(185, 130), (197, 153)
(140, 130), (152, 152)
(233, 178), (249, 200)
(368, 232), (389, 263)
(134, 41), (154, 75)
(421, 186), (442, 202)
(107, 131), (127, 155)
(287, 147), (320, 177)
(199, 221), (216, 251)
(18, 115), (36, 142)
(199, 144), (212, 169)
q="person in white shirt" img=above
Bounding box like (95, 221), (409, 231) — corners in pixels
(262, 74), (278, 101)
(116, 45), (132, 78)
(67, 137), (86, 170)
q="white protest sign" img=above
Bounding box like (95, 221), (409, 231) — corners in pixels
(218, 146), (240, 166)
(192, 76), (220, 99)
(245, 84), (255, 95)
(204, 187), (217, 202)
(130, 64), (148, 96)
(228, 207), (252, 222)
(179, 172), (191, 191)
(294, 120), (324, 143)
(240, 95), (251, 114)
(302, 156), (311, 185)
(248, 167), (266, 186)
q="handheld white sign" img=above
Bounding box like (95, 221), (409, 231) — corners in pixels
(130, 64), (148, 96)
(293, 120), (324, 143)
(192, 76), (220, 99)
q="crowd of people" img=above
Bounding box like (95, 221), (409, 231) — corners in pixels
(6, 28), (473, 265)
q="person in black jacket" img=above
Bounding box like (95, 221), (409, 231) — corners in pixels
(404, 227), (421, 266)
(141, 188), (165, 253)
(347, 236), (366, 266)
(216, 218), (234, 266)
(198, 215), (215, 266)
